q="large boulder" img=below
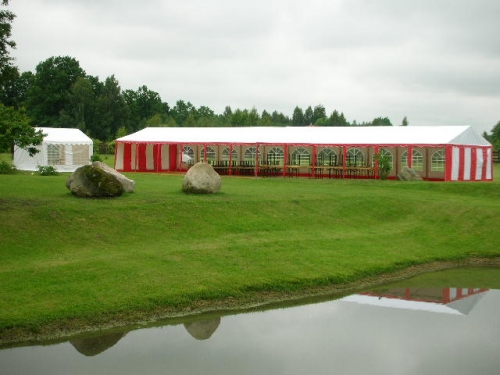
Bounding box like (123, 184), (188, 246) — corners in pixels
(92, 161), (135, 193)
(182, 162), (221, 194)
(66, 162), (134, 198)
(397, 167), (423, 181)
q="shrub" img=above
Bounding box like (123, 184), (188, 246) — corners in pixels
(90, 153), (104, 162)
(0, 161), (18, 175)
(374, 153), (392, 180)
(37, 165), (60, 176)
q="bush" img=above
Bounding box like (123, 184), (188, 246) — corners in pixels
(90, 153), (104, 162)
(374, 153), (392, 180)
(0, 161), (18, 175)
(37, 165), (60, 176)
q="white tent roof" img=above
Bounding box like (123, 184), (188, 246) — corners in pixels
(116, 126), (490, 147)
(37, 127), (93, 144)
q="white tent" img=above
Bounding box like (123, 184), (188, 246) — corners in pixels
(14, 127), (93, 172)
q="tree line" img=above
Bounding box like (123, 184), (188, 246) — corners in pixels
(2, 54), (399, 142)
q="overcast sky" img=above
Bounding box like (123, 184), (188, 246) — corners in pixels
(8, 0), (500, 133)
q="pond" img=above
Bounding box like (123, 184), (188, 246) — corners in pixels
(1, 282), (500, 374)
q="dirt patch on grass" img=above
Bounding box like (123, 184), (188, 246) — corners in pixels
(2, 257), (499, 348)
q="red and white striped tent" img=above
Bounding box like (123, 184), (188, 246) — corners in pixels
(114, 126), (493, 181)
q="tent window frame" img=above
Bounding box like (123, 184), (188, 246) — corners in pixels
(346, 148), (364, 167)
(291, 147), (311, 166)
(200, 146), (216, 162)
(431, 150), (446, 172)
(317, 148), (338, 166)
(47, 144), (64, 165)
(401, 150), (424, 171)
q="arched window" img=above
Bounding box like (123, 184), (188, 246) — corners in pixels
(47, 144), (64, 165)
(291, 147), (311, 166)
(346, 148), (364, 166)
(200, 146), (216, 163)
(266, 147), (284, 165)
(183, 146), (195, 165)
(431, 150), (446, 171)
(317, 148), (338, 166)
(401, 149), (424, 171)
(221, 147), (238, 162)
(373, 148), (393, 169)
(244, 147), (261, 163)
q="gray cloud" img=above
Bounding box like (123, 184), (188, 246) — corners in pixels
(8, 0), (500, 133)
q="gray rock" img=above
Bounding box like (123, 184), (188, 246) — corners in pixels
(397, 167), (423, 181)
(66, 163), (134, 198)
(91, 161), (135, 193)
(182, 162), (221, 194)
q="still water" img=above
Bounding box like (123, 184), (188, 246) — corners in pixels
(1, 287), (499, 375)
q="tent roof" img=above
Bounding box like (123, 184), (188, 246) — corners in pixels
(116, 126), (491, 147)
(37, 127), (93, 145)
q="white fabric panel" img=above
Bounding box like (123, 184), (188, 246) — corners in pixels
(486, 149), (492, 179)
(463, 148), (471, 180)
(475, 149), (484, 180)
(146, 144), (154, 170)
(452, 147), (460, 181)
(161, 145), (169, 170)
(115, 143), (124, 170)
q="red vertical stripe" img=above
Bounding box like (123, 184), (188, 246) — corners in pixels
(138, 144), (147, 171)
(458, 147), (465, 181)
(169, 144), (177, 171)
(407, 146), (413, 169)
(470, 148), (477, 181)
(445, 146), (453, 181)
(123, 143), (132, 172)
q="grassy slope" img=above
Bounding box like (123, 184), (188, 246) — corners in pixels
(1, 164), (500, 338)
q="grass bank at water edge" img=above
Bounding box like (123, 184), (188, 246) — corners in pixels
(1, 165), (500, 344)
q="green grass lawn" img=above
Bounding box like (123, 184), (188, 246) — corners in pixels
(1, 158), (500, 344)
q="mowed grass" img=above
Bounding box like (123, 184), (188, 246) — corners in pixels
(1, 159), (500, 338)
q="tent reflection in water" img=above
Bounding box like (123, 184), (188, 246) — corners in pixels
(14, 127), (93, 173)
(341, 288), (489, 315)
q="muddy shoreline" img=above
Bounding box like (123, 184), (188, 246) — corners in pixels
(2, 257), (499, 348)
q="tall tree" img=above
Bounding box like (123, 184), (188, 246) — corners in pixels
(304, 106), (314, 125)
(0, 0), (17, 106)
(401, 116), (408, 126)
(27, 56), (86, 127)
(170, 99), (195, 127)
(68, 76), (97, 132)
(371, 117), (392, 126)
(312, 104), (326, 125)
(123, 85), (164, 131)
(0, 103), (44, 155)
(292, 106), (305, 126)
(0, 1), (46, 154)
(490, 120), (500, 150)
(94, 75), (128, 140)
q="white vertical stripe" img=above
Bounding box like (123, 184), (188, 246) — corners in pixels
(475, 148), (484, 180)
(463, 148), (471, 180)
(452, 147), (460, 181)
(486, 149), (492, 179)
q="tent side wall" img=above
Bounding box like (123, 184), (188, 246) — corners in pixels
(115, 142), (171, 172)
(13, 145), (46, 171)
(446, 145), (493, 181)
